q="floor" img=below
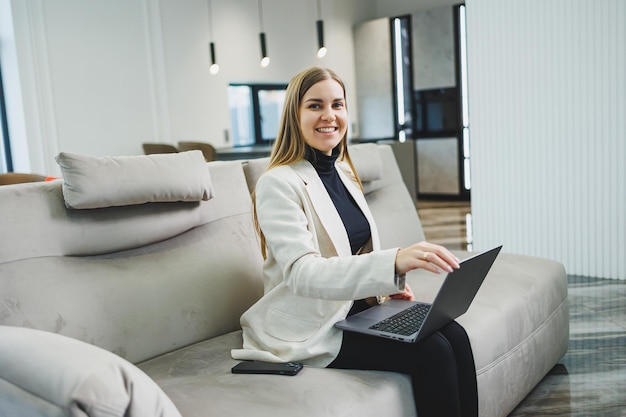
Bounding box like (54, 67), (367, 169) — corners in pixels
(417, 200), (473, 251)
(416, 200), (626, 417)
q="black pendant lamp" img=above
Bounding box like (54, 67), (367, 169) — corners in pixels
(316, 0), (327, 58)
(207, 0), (219, 74)
(258, 0), (270, 67)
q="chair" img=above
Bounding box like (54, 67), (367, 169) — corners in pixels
(0, 173), (47, 186)
(177, 141), (217, 162)
(142, 143), (179, 155)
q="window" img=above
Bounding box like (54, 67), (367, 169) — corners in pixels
(227, 83), (287, 147)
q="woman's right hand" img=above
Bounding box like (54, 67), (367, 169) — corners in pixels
(395, 241), (460, 275)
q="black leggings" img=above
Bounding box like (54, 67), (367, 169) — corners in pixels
(328, 321), (478, 417)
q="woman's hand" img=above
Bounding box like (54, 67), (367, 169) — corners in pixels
(395, 241), (460, 276)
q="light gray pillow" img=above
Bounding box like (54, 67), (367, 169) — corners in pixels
(55, 150), (213, 209)
(0, 326), (182, 417)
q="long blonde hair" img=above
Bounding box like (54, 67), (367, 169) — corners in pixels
(254, 67), (363, 258)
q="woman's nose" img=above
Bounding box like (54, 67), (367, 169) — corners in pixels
(321, 107), (335, 121)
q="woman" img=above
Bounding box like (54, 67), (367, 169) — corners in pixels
(231, 67), (478, 417)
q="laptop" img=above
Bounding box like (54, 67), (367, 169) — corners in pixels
(335, 245), (502, 343)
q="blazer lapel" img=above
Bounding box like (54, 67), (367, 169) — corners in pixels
(336, 166), (381, 251)
(292, 161), (352, 257)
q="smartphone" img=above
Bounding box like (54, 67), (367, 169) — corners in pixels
(231, 361), (304, 376)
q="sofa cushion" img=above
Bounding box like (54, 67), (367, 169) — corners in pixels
(55, 151), (213, 209)
(139, 331), (417, 417)
(241, 143), (383, 196)
(359, 145), (426, 249)
(407, 251), (569, 417)
(0, 326), (182, 417)
(243, 157), (270, 194)
(347, 143), (383, 182)
(0, 161), (263, 365)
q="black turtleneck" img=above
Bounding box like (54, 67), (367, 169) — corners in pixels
(307, 147), (371, 255)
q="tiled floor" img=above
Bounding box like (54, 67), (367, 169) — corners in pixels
(417, 200), (473, 251)
(416, 200), (626, 417)
(509, 275), (626, 416)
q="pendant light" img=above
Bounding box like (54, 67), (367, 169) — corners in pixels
(258, 0), (270, 68)
(316, 0), (327, 58)
(207, 0), (219, 74)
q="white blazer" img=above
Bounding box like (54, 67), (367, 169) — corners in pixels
(231, 159), (402, 367)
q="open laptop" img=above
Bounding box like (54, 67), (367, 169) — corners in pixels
(335, 245), (502, 343)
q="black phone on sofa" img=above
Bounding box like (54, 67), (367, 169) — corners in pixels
(231, 361), (304, 376)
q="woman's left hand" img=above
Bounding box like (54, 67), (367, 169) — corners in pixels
(389, 284), (414, 301)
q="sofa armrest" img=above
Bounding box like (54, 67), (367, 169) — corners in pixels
(0, 326), (181, 417)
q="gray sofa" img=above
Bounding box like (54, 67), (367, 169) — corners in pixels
(0, 144), (569, 417)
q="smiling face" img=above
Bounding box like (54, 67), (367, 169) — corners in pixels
(299, 78), (348, 156)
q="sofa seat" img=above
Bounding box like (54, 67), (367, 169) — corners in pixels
(409, 252), (568, 417)
(138, 331), (416, 417)
(136, 251), (567, 417)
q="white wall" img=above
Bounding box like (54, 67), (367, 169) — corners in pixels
(1, 0), (458, 176)
(466, 0), (625, 279)
(2, 0), (377, 176)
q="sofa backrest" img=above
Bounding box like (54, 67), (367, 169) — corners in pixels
(0, 144), (422, 364)
(0, 160), (264, 364)
(352, 143), (426, 249)
(243, 143), (425, 250)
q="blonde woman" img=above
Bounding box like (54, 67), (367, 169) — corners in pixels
(232, 67), (477, 417)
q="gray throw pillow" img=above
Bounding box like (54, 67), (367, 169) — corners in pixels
(0, 326), (182, 417)
(55, 150), (213, 209)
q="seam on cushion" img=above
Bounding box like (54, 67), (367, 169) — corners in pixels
(0, 212), (255, 264)
(475, 297), (569, 375)
(77, 401), (126, 415)
(0, 377), (65, 411)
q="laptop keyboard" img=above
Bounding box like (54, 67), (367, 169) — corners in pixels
(369, 303), (431, 336)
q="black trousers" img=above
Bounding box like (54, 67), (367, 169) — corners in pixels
(328, 320), (478, 417)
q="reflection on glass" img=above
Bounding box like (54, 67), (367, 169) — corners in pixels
(227, 86), (254, 147)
